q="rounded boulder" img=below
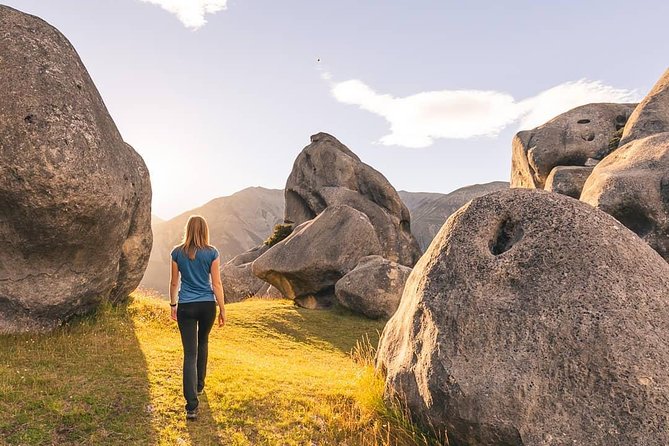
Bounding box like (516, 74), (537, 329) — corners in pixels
(0, 6), (152, 332)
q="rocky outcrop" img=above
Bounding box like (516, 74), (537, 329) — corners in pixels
(141, 187), (284, 294)
(335, 256), (411, 319)
(377, 189), (669, 446)
(399, 182), (509, 251)
(581, 132), (669, 262)
(0, 6), (152, 333)
(284, 132), (420, 266)
(620, 68), (669, 146)
(511, 103), (636, 189)
(252, 205), (382, 309)
(544, 166), (593, 198)
(246, 133), (420, 314)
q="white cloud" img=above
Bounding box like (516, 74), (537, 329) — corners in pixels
(329, 77), (640, 148)
(140, 0), (229, 29)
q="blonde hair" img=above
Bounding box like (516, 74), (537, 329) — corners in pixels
(180, 215), (210, 260)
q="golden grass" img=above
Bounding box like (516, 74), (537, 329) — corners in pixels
(0, 292), (438, 445)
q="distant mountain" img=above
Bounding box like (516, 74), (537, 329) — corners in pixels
(140, 187), (284, 294)
(151, 214), (164, 226)
(140, 183), (509, 294)
(400, 182), (509, 251)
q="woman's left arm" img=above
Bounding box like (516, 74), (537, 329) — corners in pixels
(210, 257), (226, 327)
(169, 260), (179, 321)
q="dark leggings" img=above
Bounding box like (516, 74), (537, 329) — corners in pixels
(177, 301), (217, 411)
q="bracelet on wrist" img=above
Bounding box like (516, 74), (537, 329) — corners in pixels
(170, 303), (177, 307)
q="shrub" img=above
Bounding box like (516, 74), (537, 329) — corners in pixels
(264, 223), (294, 247)
(608, 127), (625, 151)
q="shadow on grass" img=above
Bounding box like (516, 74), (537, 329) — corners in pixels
(185, 392), (225, 446)
(0, 302), (156, 446)
(253, 301), (387, 354)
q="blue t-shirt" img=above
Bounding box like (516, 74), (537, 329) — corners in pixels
(170, 245), (219, 303)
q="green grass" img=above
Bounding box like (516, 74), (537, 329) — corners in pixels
(0, 292), (437, 445)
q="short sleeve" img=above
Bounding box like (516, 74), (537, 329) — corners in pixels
(170, 247), (179, 262)
(211, 247), (220, 261)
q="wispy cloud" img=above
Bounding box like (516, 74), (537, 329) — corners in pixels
(329, 77), (639, 148)
(140, 0), (229, 29)
(515, 80), (638, 130)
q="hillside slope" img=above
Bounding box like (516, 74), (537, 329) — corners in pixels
(0, 292), (438, 446)
(141, 187), (284, 293)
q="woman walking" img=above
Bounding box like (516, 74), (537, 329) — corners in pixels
(169, 215), (226, 420)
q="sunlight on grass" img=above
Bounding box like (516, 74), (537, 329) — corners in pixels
(0, 291), (438, 445)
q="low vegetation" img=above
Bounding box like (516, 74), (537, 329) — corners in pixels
(608, 127), (625, 151)
(264, 223), (294, 247)
(0, 291), (438, 445)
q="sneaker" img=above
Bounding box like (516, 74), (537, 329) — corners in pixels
(186, 407), (198, 421)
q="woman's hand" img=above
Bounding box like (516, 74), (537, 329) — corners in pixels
(218, 306), (226, 327)
(171, 305), (177, 321)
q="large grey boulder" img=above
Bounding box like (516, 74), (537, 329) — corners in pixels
(334, 255), (411, 319)
(511, 103), (636, 189)
(620, 68), (669, 146)
(284, 133), (420, 266)
(0, 6), (152, 333)
(377, 189), (669, 446)
(252, 205), (382, 309)
(581, 132), (669, 261)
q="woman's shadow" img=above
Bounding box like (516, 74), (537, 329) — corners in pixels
(185, 391), (225, 446)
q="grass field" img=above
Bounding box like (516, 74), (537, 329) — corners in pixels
(0, 292), (437, 445)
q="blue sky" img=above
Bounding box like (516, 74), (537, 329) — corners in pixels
(6, 0), (668, 218)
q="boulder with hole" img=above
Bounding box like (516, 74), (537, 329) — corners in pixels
(334, 255), (411, 319)
(377, 188), (669, 446)
(0, 6), (152, 333)
(511, 103), (636, 190)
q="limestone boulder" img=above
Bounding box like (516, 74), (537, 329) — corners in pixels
(334, 255), (411, 319)
(581, 132), (669, 261)
(511, 103), (636, 189)
(285, 133), (420, 266)
(221, 245), (272, 302)
(544, 166), (593, 199)
(377, 189), (669, 446)
(620, 68), (669, 146)
(252, 205), (382, 309)
(0, 6), (152, 333)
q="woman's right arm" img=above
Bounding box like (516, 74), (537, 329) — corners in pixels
(210, 257), (226, 327)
